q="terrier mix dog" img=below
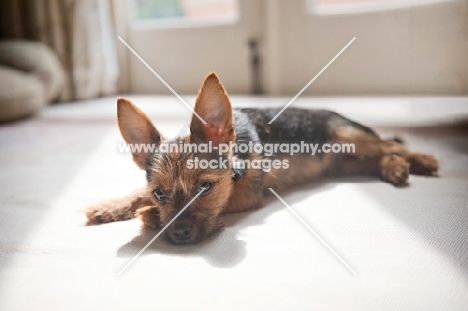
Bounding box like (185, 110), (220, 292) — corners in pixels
(85, 72), (438, 244)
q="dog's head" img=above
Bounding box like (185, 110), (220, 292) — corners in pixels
(117, 73), (235, 244)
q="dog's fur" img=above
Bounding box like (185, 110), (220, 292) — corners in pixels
(85, 72), (439, 244)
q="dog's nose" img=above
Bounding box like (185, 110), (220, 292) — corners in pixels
(173, 222), (192, 241)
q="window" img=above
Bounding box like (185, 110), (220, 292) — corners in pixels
(309, 0), (456, 15)
(133, 0), (238, 27)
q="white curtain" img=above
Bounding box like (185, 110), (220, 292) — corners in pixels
(72, 0), (119, 100)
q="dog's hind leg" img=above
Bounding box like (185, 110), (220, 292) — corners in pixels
(84, 187), (152, 225)
(332, 127), (438, 185)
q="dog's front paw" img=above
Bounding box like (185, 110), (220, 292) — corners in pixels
(380, 155), (409, 186)
(85, 201), (133, 225)
(408, 153), (439, 176)
(135, 206), (161, 229)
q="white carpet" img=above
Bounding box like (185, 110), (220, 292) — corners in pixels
(0, 97), (467, 310)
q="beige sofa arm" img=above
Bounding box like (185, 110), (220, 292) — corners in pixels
(0, 40), (65, 102)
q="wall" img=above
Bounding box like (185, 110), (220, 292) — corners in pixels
(266, 0), (468, 95)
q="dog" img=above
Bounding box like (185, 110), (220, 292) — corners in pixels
(85, 72), (438, 244)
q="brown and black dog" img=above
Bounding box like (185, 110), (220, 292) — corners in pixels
(85, 72), (438, 244)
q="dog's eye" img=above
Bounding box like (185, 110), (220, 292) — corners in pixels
(198, 182), (213, 194)
(152, 189), (167, 202)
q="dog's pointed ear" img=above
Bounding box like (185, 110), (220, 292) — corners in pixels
(190, 72), (235, 143)
(117, 97), (163, 169)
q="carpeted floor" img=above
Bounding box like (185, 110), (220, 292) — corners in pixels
(0, 97), (467, 310)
